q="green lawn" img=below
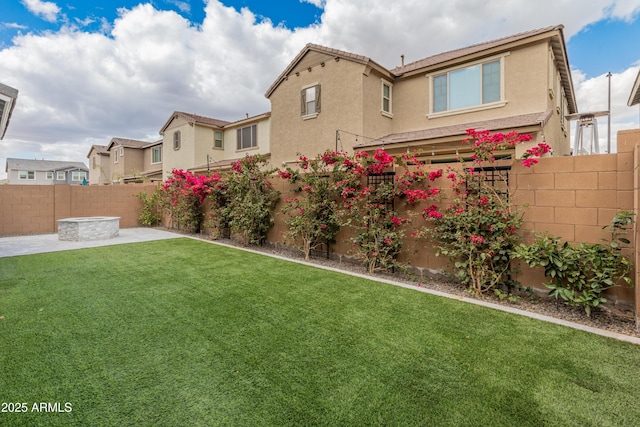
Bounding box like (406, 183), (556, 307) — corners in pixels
(1, 238), (639, 426)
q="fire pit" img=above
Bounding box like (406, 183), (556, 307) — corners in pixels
(57, 217), (120, 241)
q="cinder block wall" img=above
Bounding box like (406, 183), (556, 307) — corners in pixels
(264, 130), (640, 312)
(0, 183), (158, 236)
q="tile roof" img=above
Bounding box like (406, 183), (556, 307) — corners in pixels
(190, 153), (272, 172)
(87, 144), (109, 157)
(265, 25), (576, 114)
(391, 25), (563, 76)
(160, 111), (232, 134)
(6, 157), (88, 172)
(354, 110), (553, 148)
(264, 43), (388, 98)
(106, 138), (161, 151)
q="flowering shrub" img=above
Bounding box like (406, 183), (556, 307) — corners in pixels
(224, 154), (280, 245)
(334, 150), (438, 274)
(420, 129), (550, 295)
(278, 151), (355, 260)
(159, 169), (221, 233)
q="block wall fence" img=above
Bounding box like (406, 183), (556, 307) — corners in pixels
(0, 183), (159, 236)
(1, 129), (639, 316)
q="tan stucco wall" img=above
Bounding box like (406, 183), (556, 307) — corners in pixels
(269, 58), (367, 167)
(88, 153), (110, 185)
(162, 117), (196, 179)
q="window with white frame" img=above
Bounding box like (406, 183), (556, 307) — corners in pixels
(301, 84), (321, 117)
(236, 124), (257, 150)
(432, 58), (502, 114)
(19, 170), (35, 180)
(173, 131), (181, 150)
(57, 171), (65, 180)
(214, 130), (223, 149)
(381, 80), (393, 115)
(46, 172), (53, 180)
(152, 146), (162, 164)
(114, 149), (119, 163)
(71, 171), (86, 181)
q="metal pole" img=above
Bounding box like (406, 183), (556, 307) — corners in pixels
(607, 72), (612, 153)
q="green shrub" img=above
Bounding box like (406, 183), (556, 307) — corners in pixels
(514, 211), (634, 316)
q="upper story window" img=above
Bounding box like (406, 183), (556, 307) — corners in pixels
(381, 80), (393, 116)
(301, 83), (321, 118)
(152, 146), (162, 164)
(431, 56), (504, 115)
(71, 171), (86, 182)
(57, 171), (65, 180)
(214, 130), (223, 149)
(173, 131), (181, 150)
(114, 149), (119, 163)
(19, 170), (35, 180)
(237, 124), (257, 150)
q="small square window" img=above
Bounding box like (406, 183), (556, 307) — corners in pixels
(236, 124), (257, 150)
(57, 171), (65, 180)
(46, 172), (54, 180)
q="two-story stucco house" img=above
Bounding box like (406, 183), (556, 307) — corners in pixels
(159, 111), (271, 179)
(86, 145), (111, 185)
(5, 158), (88, 185)
(266, 25), (576, 165)
(106, 138), (163, 184)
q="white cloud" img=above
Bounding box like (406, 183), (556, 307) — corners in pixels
(2, 23), (29, 30)
(1, 0), (639, 179)
(21, 0), (61, 23)
(167, 0), (191, 14)
(300, 0), (326, 7)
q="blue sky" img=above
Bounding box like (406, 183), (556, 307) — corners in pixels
(0, 0), (639, 178)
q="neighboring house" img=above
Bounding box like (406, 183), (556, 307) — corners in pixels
(0, 82), (18, 140)
(159, 111), (271, 179)
(106, 137), (163, 184)
(265, 25), (577, 165)
(86, 145), (111, 185)
(5, 158), (88, 185)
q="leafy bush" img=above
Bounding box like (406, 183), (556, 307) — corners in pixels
(224, 155), (280, 245)
(135, 189), (162, 226)
(514, 211), (634, 316)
